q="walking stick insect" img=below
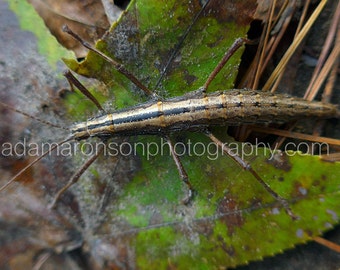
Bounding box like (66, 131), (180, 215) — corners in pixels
(0, 1), (337, 221)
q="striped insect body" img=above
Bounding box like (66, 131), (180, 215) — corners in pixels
(71, 90), (336, 140)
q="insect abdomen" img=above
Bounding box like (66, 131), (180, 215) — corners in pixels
(71, 90), (337, 139)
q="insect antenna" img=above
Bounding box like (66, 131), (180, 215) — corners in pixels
(0, 136), (73, 192)
(0, 101), (70, 131)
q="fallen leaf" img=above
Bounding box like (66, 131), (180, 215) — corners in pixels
(28, 0), (111, 58)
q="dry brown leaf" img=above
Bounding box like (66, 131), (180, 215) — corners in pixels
(28, 0), (111, 58)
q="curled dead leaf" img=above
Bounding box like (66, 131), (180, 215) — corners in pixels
(28, 0), (111, 58)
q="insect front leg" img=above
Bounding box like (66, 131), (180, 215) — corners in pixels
(63, 70), (105, 112)
(165, 135), (196, 205)
(62, 25), (158, 99)
(48, 143), (105, 209)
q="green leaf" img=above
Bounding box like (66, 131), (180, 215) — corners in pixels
(62, 0), (340, 269)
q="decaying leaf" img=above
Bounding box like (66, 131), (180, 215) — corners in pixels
(28, 0), (111, 58)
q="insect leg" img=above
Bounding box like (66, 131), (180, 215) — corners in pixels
(165, 135), (195, 205)
(48, 143), (105, 209)
(62, 25), (156, 98)
(64, 70), (105, 112)
(202, 37), (248, 91)
(205, 131), (297, 220)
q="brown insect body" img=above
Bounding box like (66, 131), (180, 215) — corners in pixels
(72, 89), (337, 140)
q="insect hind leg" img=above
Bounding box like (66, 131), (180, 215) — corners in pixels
(205, 130), (298, 220)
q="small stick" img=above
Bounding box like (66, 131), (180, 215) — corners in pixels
(314, 236), (340, 253)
